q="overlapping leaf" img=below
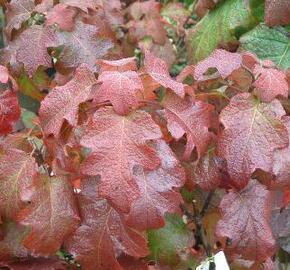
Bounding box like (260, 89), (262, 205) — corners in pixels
(17, 174), (80, 255)
(65, 177), (148, 270)
(39, 64), (98, 137)
(265, 0), (290, 27)
(218, 93), (288, 188)
(126, 140), (185, 230)
(216, 180), (276, 261)
(80, 107), (162, 212)
(162, 92), (214, 160)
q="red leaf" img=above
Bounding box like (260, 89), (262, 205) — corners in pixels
(80, 107), (162, 212)
(97, 57), (137, 72)
(46, 4), (77, 31)
(273, 117), (290, 188)
(95, 70), (144, 115)
(162, 92), (214, 160)
(7, 258), (66, 270)
(39, 64), (98, 137)
(194, 49), (242, 81)
(0, 147), (37, 219)
(56, 21), (113, 72)
(0, 90), (21, 135)
(126, 140), (185, 230)
(265, 0), (290, 27)
(5, 0), (35, 38)
(253, 65), (289, 102)
(216, 180), (276, 261)
(218, 93), (288, 189)
(144, 50), (185, 97)
(14, 25), (58, 76)
(17, 174), (80, 255)
(65, 177), (148, 270)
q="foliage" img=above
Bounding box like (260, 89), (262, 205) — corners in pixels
(0, 0), (289, 269)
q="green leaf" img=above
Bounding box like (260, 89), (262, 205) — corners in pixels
(187, 0), (260, 63)
(21, 109), (37, 129)
(240, 24), (290, 70)
(148, 214), (194, 266)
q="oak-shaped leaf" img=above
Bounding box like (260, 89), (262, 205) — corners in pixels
(5, 0), (35, 38)
(14, 25), (58, 76)
(0, 90), (21, 135)
(253, 65), (289, 102)
(46, 4), (77, 31)
(218, 93), (288, 189)
(216, 180), (276, 261)
(0, 146), (37, 219)
(126, 140), (185, 231)
(39, 64), (98, 137)
(65, 177), (149, 270)
(162, 92), (214, 160)
(95, 70), (144, 115)
(265, 0), (290, 27)
(273, 117), (290, 188)
(80, 107), (162, 212)
(144, 50), (185, 97)
(17, 174), (80, 255)
(56, 21), (113, 72)
(194, 49), (242, 81)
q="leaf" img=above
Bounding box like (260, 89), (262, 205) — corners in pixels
(59, 0), (99, 12)
(187, 0), (258, 63)
(5, 0), (35, 38)
(218, 93), (288, 188)
(240, 24), (290, 70)
(194, 49), (242, 81)
(126, 140), (185, 231)
(56, 21), (113, 72)
(0, 147), (37, 219)
(80, 107), (162, 212)
(162, 92), (214, 160)
(46, 4), (77, 32)
(195, 0), (221, 18)
(144, 50), (185, 98)
(216, 180), (276, 261)
(97, 57), (137, 72)
(253, 65), (289, 102)
(95, 70), (144, 115)
(17, 174), (80, 255)
(39, 64), (98, 137)
(7, 258), (66, 270)
(0, 90), (21, 135)
(265, 0), (290, 27)
(0, 65), (9, 83)
(15, 25), (58, 76)
(65, 177), (148, 270)
(148, 213), (195, 266)
(273, 117), (290, 188)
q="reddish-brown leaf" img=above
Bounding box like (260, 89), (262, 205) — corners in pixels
(46, 4), (77, 31)
(216, 180), (276, 261)
(95, 70), (144, 115)
(253, 65), (289, 102)
(39, 64), (98, 137)
(7, 258), (66, 270)
(5, 0), (35, 38)
(17, 174), (80, 255)
(162, 92), (214, 160)
(194, 49), (242, 81)
(144, 50), (185, 97)
(56, 21), (113, 72)
(218, 93), (288, 189)
(265, 0), (290, 27)
(0, 90), (21, 135)
(65, 177), (149, 270)
(0, 147), (37, 219)
(126, 140), (185, 230)
(97, 57), (137, 72)
(273, 117), (290, 188)
(80, 107), (162, 212)
(195, 0), (221, 18)
(15, 25), (58, 76)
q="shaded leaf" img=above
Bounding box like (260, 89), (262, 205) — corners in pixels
(216, 180), (276, 261)
(97, 57), (137, 72)
(80, 107), (162, 212)
(265, 0), (290, 27)
(218, 93), (288, 188)
(65, 177), (148, 270)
